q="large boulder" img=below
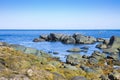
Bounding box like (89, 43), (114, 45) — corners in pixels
(62, 36), (76, 44)
(66, 53), (83, 65)
(48, 33), (63, 41)
(108, 36), (120, 48)
(73, 33), (96, 44)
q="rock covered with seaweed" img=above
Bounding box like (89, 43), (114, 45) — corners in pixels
(0, 41), (120, 80)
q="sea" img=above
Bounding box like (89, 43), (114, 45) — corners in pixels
(0, 30), (120, 62)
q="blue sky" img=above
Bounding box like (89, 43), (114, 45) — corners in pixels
(0, 0), (120, 29)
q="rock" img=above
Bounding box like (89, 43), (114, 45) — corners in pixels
(9, 44), (26, 52)
(71, 76), (87, 80)
(108, 71), (120, 80)
(40, 34), (48, 40)
(24, 47), (38, 54)
(36, 50), (51, 57)
(113, 60), (120, 66)
(64, 64), (78, 70)
(100, 75), (109, 80)
(73, 33), (96, 44)
(27, 69), (33, 77)
(48, 33), (63, 41)
(103, 39), (109, 45)
(67, 48), (81, 52)
(108, 36), (120, 48)
(53, 72), (66, 80)
(88, 58), (99, 65)
(0, 42), (9, 46)
(107, 53), (120, 60)
(80, 65), (95, 73)
(48, 61), (61, 67)
(90, 51), (106, 60)
(66, 53), (82, 65)
(53, 52), (59, 55)
(97, 38), (105, 42)
(33, 38), (45, 42)
(9, 75), (30, 80)
(96, 44), (107, 49)
(62, 36), (76, 44)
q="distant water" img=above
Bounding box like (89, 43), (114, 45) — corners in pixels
(0, 30), (120, 62)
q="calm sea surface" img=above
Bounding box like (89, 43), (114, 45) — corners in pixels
(0, 30), (120, 62)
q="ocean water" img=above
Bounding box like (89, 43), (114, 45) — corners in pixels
(0, 30), (120, 62)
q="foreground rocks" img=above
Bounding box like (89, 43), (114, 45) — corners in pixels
(33, 33), (97, 44)
(0, 41), (120, 80)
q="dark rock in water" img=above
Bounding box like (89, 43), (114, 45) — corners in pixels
(71, 76), (87, 80)
(48, 33), (63, 41)
(33, 33), (97, 44)
(62, 36), (76, 44)
(40, 34), (48, 40)
(33, 38), (45, 42)
(73, 33), (96, 44)
(53, 52), (59, 55)
(67, 48), (81, 52)
(66, 53), (82, 65)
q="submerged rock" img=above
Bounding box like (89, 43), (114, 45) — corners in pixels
(67, 48), (81, 52)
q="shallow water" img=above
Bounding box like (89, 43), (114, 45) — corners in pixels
(0, 30), (120, 62)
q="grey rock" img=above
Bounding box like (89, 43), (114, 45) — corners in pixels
(48, 33), (63, 41)
(88, 58), (99, 65)
(62, 36), (76, 44)
(66, 53), (82, 65)
(73, 33), (96, 44)
(9, 44), (26, 52)
(24, 47), (38, 54)
(80, 65), (95, 73)
(108, 71), (120, 80)
(97, 38), (105, 42)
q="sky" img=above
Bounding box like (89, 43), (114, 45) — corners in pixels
(0, 0), (120, 29)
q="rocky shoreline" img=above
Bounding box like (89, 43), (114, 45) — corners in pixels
(0, 33), (120, 80)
